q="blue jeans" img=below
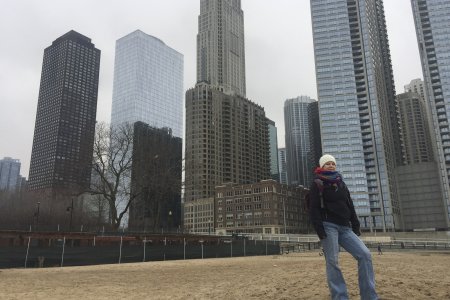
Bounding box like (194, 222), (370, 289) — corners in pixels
(321, 221), (378, 300)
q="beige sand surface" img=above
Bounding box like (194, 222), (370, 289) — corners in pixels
(0, 251), (449, 299)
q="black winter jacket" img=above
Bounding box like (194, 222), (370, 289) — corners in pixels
(308, 180), (360, 239)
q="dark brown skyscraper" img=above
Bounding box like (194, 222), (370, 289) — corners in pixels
(128, 122), (182, 232)
(28, 31), (100, 201)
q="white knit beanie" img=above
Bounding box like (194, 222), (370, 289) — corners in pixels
(319, 154), (336, 168)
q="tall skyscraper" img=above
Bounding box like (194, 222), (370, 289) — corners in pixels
(284, 96), (318, 187)
(411, 0), (450, 226)
(395, 91), (446, 230)
(28, 31), (100, 200)
(110, 30), (183, 227)
(311, 0), (403, 231)
(278, 148), (288, 185)
(197, 0), (246, 97)
(405, 78), (427, 102)
(111, 30), (184, 138)
(308, 101), (323, 172)
(397, 92), (434, 164)
(0, 157), (21, 191)
(184, 0), (270, 232)
(267, 118), (280, 181)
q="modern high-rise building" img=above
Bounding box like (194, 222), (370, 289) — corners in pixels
(405, 78), (427, 102)
(197, 0), (246, 97)
(28, 31), (100, 201)
(184, 83), (270, 203)
(0, 157), (21, 191)
(184, 0), (270, 232)
(267, 118), (280, 182)
(110, 30), (183, 227)
(111, 30), (184, 138)
(395, 91), (446, 230)
(311, 0), (403, 231)
(284, 96), (318, 187)
(308, 101), (322, 171)
(397, 92), (434, 164)
(278, 148), (288, 185)
(411, 0), (450, 227)
(128, 122), (182, 232)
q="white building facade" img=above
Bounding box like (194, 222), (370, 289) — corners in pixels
(111, 30), (184, 138)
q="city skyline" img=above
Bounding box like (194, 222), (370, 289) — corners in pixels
(0, 0), (422, 177)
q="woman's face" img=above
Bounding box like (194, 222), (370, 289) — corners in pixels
(322, 161), (336, 171)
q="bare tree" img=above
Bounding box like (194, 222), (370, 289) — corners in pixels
(90, 122), (137, 231)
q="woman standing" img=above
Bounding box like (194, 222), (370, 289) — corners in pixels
(309, 154), (378, 300)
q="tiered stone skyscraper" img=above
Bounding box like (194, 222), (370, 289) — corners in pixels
(197, 0), (246, 97)
(411, 0), (450, 228)
(311, 0), (403, 231)
(184, 0), (270, 232)
(28, 31), (100, 203)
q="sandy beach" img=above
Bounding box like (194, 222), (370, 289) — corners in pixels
(0, 251), (449, 299)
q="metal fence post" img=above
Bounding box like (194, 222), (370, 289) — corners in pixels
(231, 240), (233, 258)
(244, 239), (246, 256)
(24, 236), (31, 268)
(183, 238), (186, 260)
(143, 239), (146, 262)
(265, 240), (268, 255)
(119, 236), (123, 264)
(61, 237), (66, 267)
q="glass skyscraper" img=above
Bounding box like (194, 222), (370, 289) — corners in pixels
(111, 30), (184, 138)
(0, 157), (21, 191)
(411, 0), (450, 225)
(284, 96), (318, 187)
(311, 0), (402, 231)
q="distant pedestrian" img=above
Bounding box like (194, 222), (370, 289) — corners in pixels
(377, 244), (383, 255)
(309, 154), (378, 300)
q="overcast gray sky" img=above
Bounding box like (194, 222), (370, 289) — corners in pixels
(0, 0), (422, 178)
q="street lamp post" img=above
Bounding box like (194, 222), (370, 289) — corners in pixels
(168, 210), (172, 233)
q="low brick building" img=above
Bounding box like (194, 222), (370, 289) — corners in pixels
(215, 180), (309, 235)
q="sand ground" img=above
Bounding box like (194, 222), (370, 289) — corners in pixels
(0, 251), (449, 299)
